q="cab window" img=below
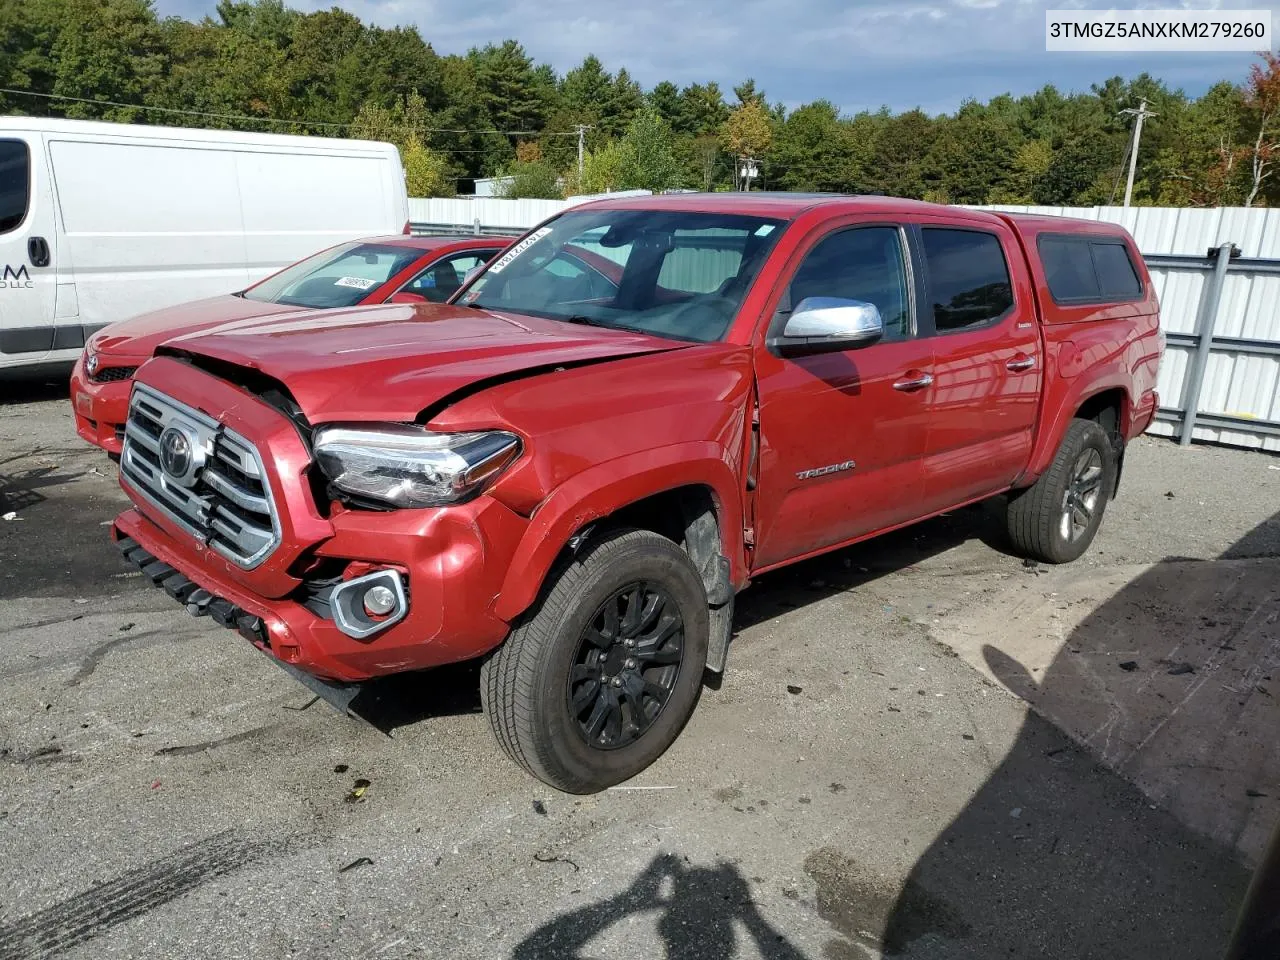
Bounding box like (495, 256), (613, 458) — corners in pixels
(1092, 242), (1142, 299)
(0, 140), (30, 234)
(1038, 233), (1143, 304)
(920, 228), (1014, 332)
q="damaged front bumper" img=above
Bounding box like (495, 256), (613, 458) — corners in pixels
(112, 484), (526, 684)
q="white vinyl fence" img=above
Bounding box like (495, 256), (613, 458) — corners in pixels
(411, 199), (1280, 452)
(408, 191), (650, 236)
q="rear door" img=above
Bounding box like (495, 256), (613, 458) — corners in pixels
(751, 219), (934, 569)
(913, 221), (1041, 511)
(0, 133), (59, 367)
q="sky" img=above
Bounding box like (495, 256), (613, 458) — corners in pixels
(152, 0), (1276, 115)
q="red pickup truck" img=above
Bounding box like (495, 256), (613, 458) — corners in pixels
(108, 194), (1161, 793)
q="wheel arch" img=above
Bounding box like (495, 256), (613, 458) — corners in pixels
(493, 444), (745, 638)
(1021, 380), (1132, 485)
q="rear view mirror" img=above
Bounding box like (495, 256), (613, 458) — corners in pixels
(769, 298), (884, 357)
(463, 265), (484, 284)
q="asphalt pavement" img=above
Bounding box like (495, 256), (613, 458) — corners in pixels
(1, 371), (1276, 960)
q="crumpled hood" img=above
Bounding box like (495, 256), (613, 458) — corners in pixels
(89, 295), (304, 360)
(159, 301), (689, 423)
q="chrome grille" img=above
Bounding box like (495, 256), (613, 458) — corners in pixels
(120, 383), (281, 569)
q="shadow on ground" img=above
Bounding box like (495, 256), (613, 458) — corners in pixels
(512, 852), (806, 960)
(350, 660), (484, 732)
(0, 451), (88, 515)
(872, 514), (1279, 958)
(0, 365), (72, 406)
(734, 503), (1014, 633)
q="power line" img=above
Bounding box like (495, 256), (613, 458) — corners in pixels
(0, 87), (349, 129)
(0, 87), (581, 137)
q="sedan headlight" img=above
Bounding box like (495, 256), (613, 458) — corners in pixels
(313, 424), (521, 508)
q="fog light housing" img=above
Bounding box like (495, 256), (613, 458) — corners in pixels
(329, 570), (408, 639)
(363, 584), (397, 616)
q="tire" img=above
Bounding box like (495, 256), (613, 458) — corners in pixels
(1006, 418), (1116, 564)
(481, 527), (710, 794)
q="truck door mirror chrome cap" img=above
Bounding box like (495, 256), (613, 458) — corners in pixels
(785, 298), (883, 340)
(773, 298), (884, 355)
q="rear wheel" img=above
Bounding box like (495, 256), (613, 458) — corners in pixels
(1006, 418), (1116, 564)
(481, 528), (709, 793)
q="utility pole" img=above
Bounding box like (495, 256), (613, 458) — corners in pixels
(575, 124), (590, 179)
(1118, 98), (1157, 208)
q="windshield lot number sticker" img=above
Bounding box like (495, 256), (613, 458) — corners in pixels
(487, 227), (553, 274)
(335, 276), (379, 290)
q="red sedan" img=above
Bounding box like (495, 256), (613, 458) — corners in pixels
(70, 234), (512, 455)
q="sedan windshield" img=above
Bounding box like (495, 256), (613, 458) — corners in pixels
(459, 210), (786, 342)
(243, 242), (424, 309)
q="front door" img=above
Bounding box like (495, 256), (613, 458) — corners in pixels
(0, 133), (59, 367)
(752, 222), (934, 570)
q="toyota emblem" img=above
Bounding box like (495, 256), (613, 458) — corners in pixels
(85, 353), (99, 377)
(159, 426), (195, 482)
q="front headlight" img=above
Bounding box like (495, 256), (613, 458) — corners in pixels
(313, 424), (521, 508)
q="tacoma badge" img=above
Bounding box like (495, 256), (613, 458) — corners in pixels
(796, 459), (856, 480)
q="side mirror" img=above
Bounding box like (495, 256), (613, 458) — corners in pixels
(769, 297), (884, 357)
(388, 291), (428, 304)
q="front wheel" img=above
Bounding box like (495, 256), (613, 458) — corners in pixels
(481, 528), (709, 793)
(1006, 418), (1116, 564)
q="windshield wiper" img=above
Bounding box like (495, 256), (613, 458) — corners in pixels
(558, 315), (618, 329)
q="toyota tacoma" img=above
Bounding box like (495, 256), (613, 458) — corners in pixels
(107, 193), (1162, 793)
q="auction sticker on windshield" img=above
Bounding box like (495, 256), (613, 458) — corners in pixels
(335, 276), (380, 290)
(486, 227), (553, 275)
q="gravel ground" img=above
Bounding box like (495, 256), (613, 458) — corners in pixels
(1, 371), (1276, 960)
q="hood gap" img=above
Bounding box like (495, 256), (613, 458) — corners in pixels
(414, 348), (685, 425)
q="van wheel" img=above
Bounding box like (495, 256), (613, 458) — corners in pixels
(1006, 418), (1115, 564)
(481, 528), (709, 794)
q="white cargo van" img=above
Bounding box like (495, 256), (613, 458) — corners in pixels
(0, 117), (409, 372)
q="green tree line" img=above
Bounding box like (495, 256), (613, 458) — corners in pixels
(2, 0), (1277, 204)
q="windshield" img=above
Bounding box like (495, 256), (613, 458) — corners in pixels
(243, 242), (423, 309)
(459, 210), (786, 342)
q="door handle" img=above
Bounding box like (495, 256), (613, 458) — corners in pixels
(892, 371), (934, 392)
(1006, 354), (1036, 372)
(28, 236), (50, 268)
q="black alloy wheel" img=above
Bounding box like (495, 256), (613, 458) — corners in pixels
(566, 581), (684, 750)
